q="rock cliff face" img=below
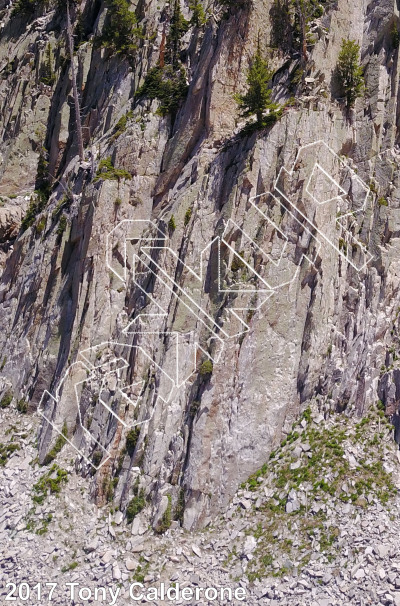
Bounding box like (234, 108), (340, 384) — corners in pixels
(0, 0), (400, 533)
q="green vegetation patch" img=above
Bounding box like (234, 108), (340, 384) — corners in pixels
(43, 422), (68, 465)
(0, 391), (13, 409)
(189, 0), (207, 26)
(0, 442), (20, 466)
(32, 464), (68, 504)
(168, 215), (176, 232)
(94, 157), (132, 182)
(21, 190), (50, 232)
(11, 0), (47, 17)
(199, 359), (213, 376)
(17, 399), (28, 413)
(61, 561), (79, 573)
(240, 403), (397, 580)
(96, 0), (143, 57)
(126, 479), (146, 523)
(156, 494), (172, 534)
(113, 110), (133, 140)
(126, 426), (141, 455)
(136, 65), (188, 118)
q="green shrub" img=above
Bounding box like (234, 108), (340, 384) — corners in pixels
(21, 190), (50, 232)
(113, 110), (133, 139)
(290, 65), (304, 89)
(92, 450), (103, 467)
(166, 0), (189, 66)
(168, 215), (176, 232)
(17, 399), (28, 413)
(189, 400), (200, 417)
(156, 494), (172, 533)
(126, 426), (141, 454)
(32, 464), (68, 504)
(43, 422), (68, 465)
(126, 481), (146, 523)
(36, 216), (46, 234)
(57, 215), (67, 237)
(378, 197), (388, 206)
(104, 476), (119, 502)
(184, 208), (192, 226)
(270, 0), (292, 50)
(0, 392), (12, 409)
(391, 21), (400, 49)
(270, 0), (327, 54)
(61, 561), (78, 573)
(231, 251), (246, 271)
(94, 157), (132, 182)
(41, 43), (56, 86)
(0, 442), (20, 466)
(135, 64), (188, 117)
(189, 0), (206, 26)
(51, 196), (68, 220)
(11, 0), (47, 17)
(175, 488), (185, 523)
(199, 359), (213, 375)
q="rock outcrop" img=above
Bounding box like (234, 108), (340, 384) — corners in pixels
(0, 0), (400, 536)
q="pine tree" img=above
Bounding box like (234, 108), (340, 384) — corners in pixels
(218, 0), (251, 10)
(99, 0), (142, 56)
(337, 39), (364, 109)
(270, 0), (292, 50)
(235, 46), (279, 126)
(189, 0), (206, 27)
(166, 0), (189, 67)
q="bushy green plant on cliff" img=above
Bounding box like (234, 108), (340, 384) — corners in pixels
(218, 0), (252, 11)
(0, 392), (13, 409)
(126, 479), (146, 523)
(41, 43), (56, 86)
(336, 39), (364, 109)
(17, 398), (28, 413)
(270, 0), (326, 53)
(168, 215), (177, 232)
(189, 0), (207, 26)
(0, 443), (20, 466)
(391, 21), (400, 49)
(235, 46), (281, 127)
(56, 214), (67, 237)
(11, 0), (47, 17)
(156, 494), (172, 533)
(113, 110), (133, 139)
(135, 65), (188, 118)
(199, 359), (213, 376)
(32, 464), (68, 504)
(270, 0), (292, 50)
(96, 0), (143, 57)
(135, 0), (190, 119)
(94, 157), (132, 182)
(43, 422), (68, 465)
(126, 426), (141, 454)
